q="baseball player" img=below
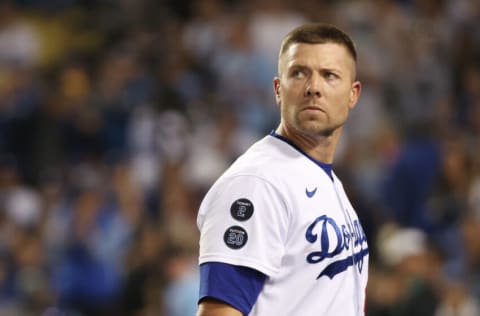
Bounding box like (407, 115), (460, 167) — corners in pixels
(196, 23), (369, 316)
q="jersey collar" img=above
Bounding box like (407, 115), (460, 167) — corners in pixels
(269, 131), (333, 180)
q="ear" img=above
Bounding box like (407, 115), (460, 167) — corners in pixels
(273, 77), (281, 105)
(349, 80), (361, 110)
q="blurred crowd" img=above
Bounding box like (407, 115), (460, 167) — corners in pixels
(0, 0), (479, 315)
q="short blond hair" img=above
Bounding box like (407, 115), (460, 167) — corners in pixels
(279, 23), (357, 63)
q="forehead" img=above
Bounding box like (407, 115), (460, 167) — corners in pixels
(280, 42), (355, 75)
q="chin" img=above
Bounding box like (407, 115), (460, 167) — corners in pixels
(295, 125), (325, 137)
(298, 122), (338, 138)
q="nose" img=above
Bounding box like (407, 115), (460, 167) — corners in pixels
(305, 75), (322, 98)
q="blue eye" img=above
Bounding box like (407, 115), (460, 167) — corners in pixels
(292, 69), (305, 78)
(325, 72), (337, 80)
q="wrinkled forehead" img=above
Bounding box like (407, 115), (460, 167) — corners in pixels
(278, 42), (357, 79)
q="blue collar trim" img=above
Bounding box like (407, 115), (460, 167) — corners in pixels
(269, 131), (333, 180)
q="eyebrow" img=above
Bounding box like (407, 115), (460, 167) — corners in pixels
(288, 63), (343, 74)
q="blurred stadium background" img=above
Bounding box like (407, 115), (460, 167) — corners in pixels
(0, 0), (479, 315)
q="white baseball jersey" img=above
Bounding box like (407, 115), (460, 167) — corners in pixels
(197, 134), (369, 316)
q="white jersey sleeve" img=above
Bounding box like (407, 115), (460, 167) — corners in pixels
(198, 174), (289, 277)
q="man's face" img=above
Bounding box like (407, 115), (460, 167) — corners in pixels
(274, 42), (361, 138)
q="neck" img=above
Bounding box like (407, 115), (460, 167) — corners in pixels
(275, 124), (342, 163)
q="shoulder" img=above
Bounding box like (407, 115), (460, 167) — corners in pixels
(197, 136), (297, 225)
(225, 135), (300, 180)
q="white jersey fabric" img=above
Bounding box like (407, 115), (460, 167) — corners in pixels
(197, 134), (369, 316)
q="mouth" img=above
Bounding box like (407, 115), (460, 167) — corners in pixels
(301, 105), (325, 113)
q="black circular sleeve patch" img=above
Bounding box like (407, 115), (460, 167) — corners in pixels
(223, 226), (248, 249)
(230, 198), (254, 221)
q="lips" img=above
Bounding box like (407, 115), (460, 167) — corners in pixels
(301, 105), (325, 113)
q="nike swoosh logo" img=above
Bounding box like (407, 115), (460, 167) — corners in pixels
(306, 187), (317, 198)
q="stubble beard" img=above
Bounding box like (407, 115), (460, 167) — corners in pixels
(294, 113), (343, 138)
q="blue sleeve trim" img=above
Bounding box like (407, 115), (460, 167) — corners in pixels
(199, 262), (267, 315)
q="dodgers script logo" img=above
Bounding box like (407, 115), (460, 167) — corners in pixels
(305, 215), (369, 279)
